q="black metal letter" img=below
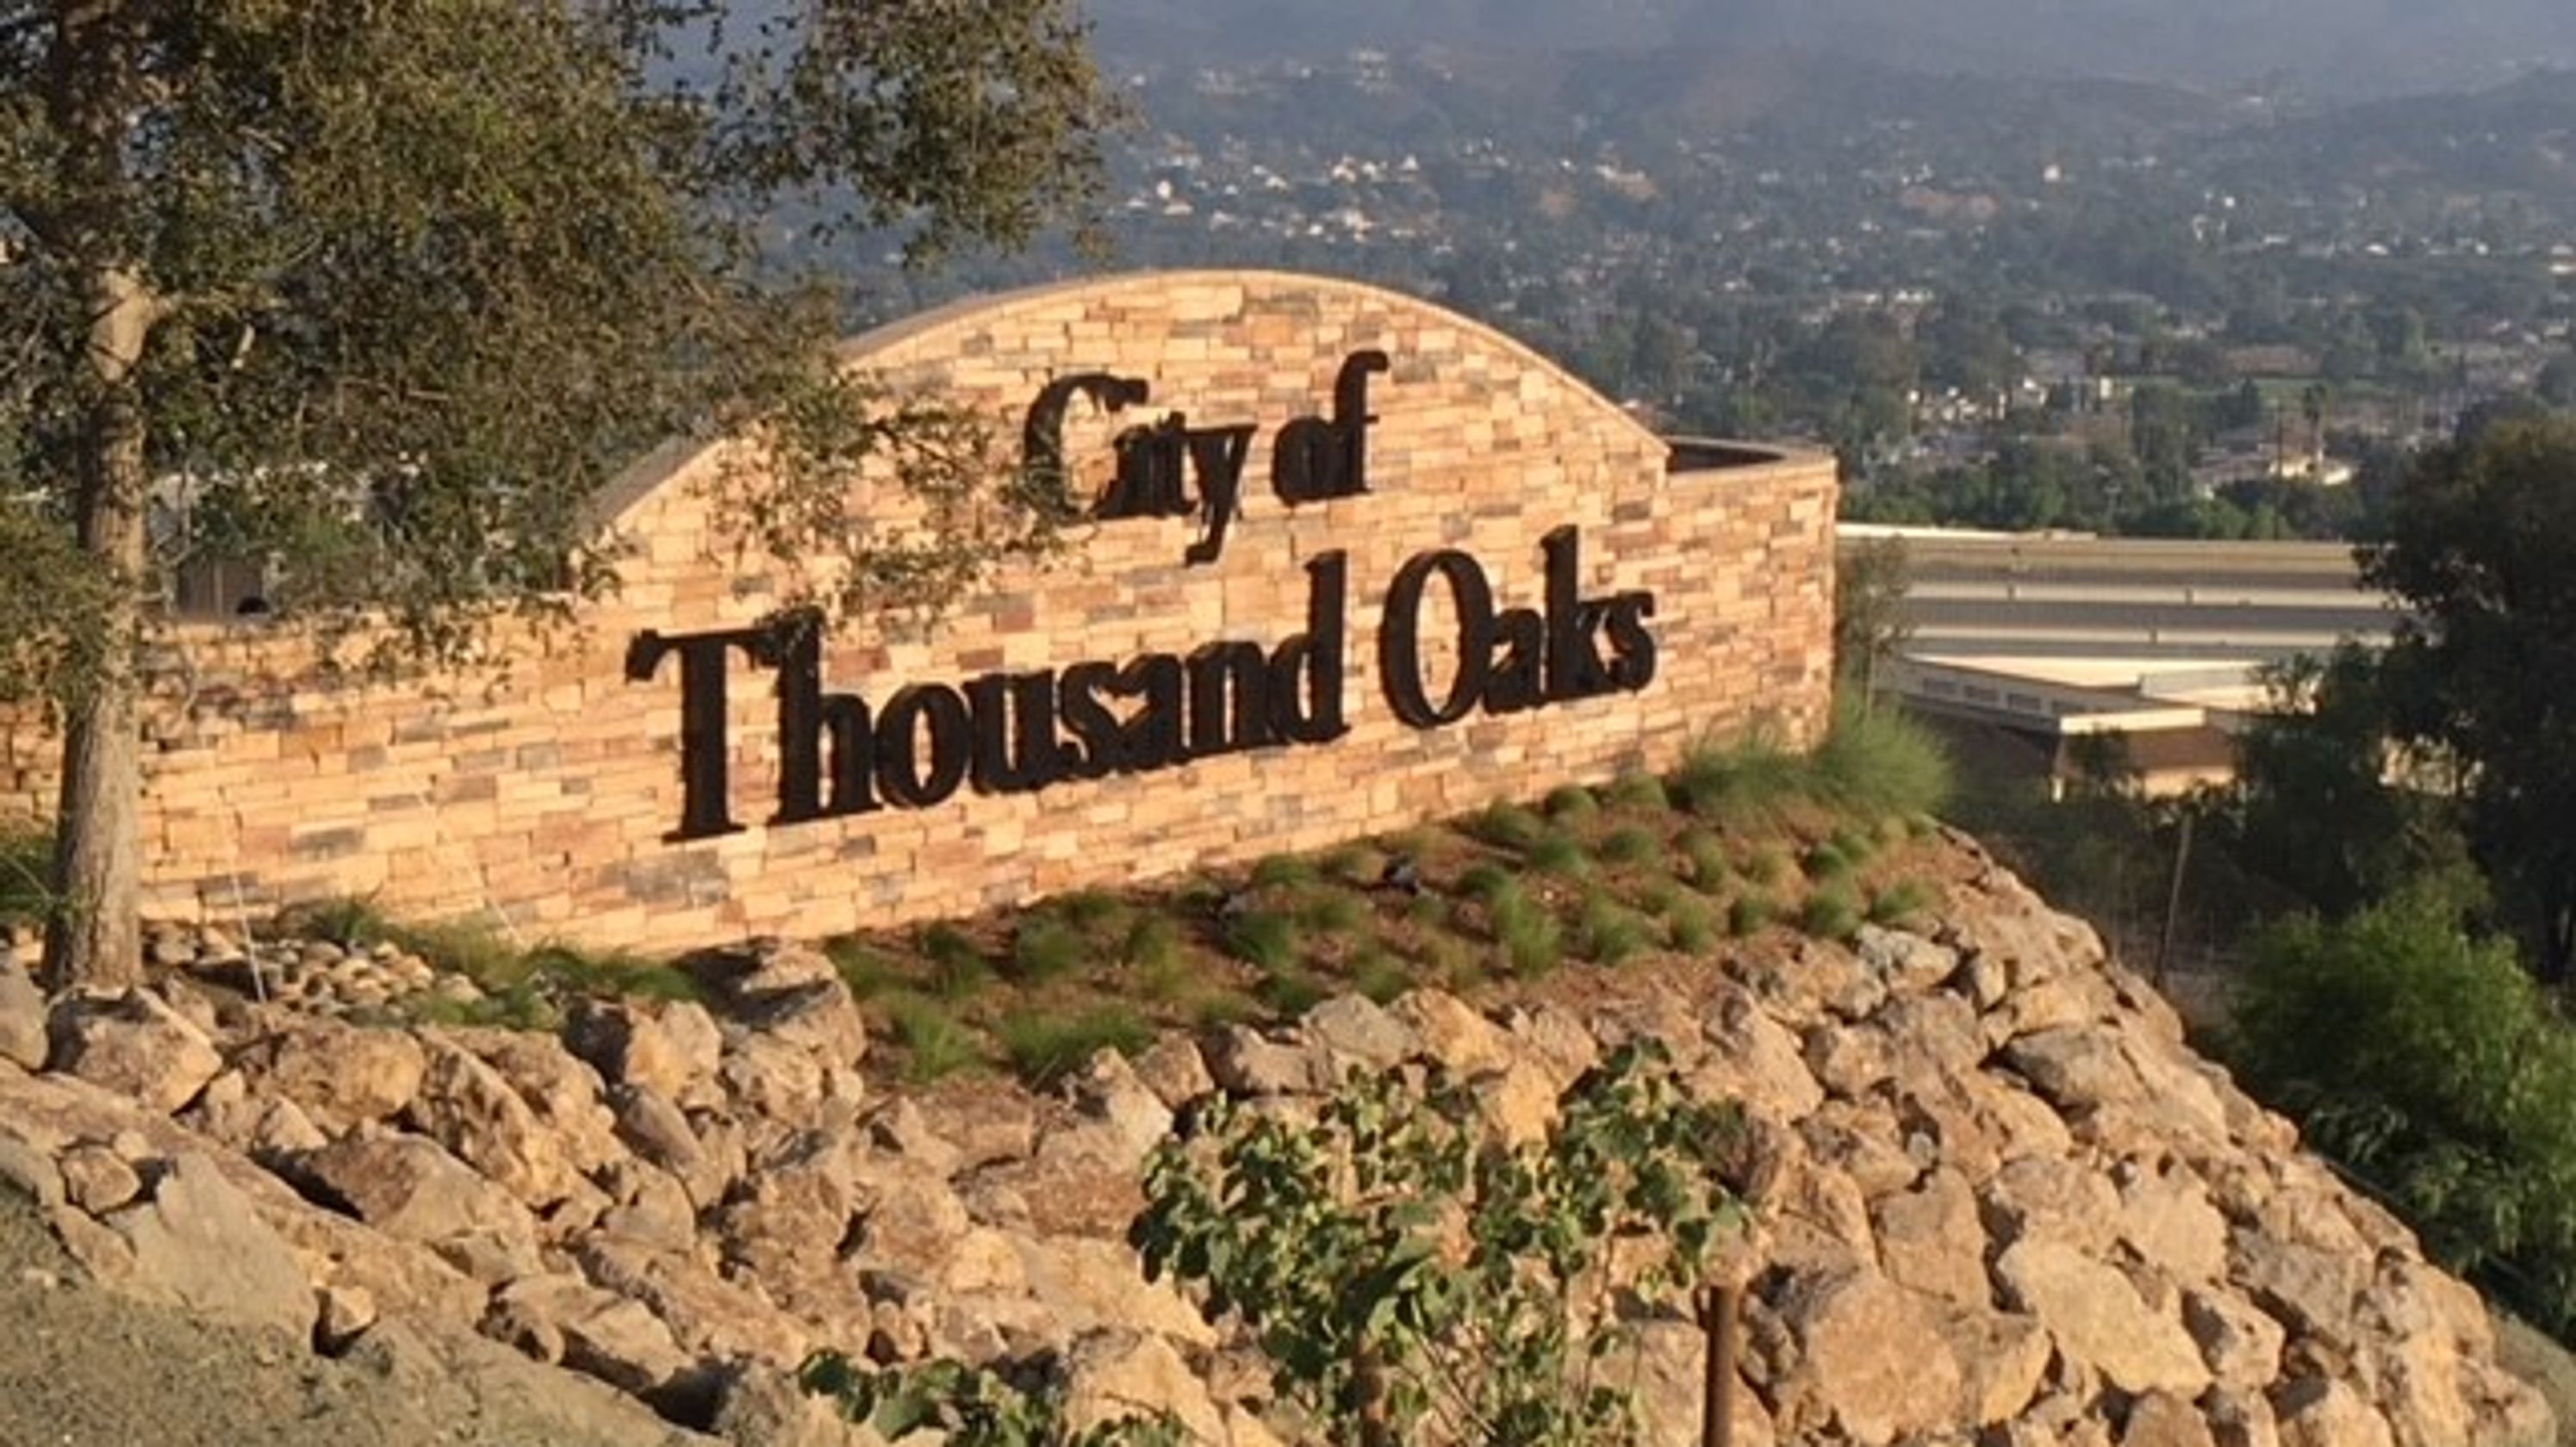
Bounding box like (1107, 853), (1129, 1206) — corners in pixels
(1378, 550), (1495, 729)
(625, 626), (769, 841)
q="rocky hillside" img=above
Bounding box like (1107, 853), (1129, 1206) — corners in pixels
(0, 835), (2554, 1446)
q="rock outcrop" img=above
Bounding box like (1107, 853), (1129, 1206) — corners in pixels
(0, 842), (2556, 1446)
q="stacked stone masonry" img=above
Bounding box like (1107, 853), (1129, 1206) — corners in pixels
(0, 270), (1837, 953)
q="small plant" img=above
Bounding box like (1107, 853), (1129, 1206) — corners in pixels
(1256, 967), (1330, 1016)
(1323, 843), (1387, 887)
(1599, 824), (1661, 866)
(1667, 897), (1718, 954)
(1800, 885), (1864, 943)
(1728, 891), (1776, 937)
(802, 1354), (1182, 1447)
(1051, 888), (1129, 934)
(1250, 854), (1321, 891)
(1744, 844), (1790, 886)
(1458, 861), (1517, 904)
(919, 923), (993, 1001)
(997, 1007), (1154, 1088)
(1349, 942), (1414, 1004)
(1678, 829), (1732, 891)
(1417, 933), (1481, 989)
(1008, 919), (1088, 984)
(1576, 891), (1648, 966)
(1225, 910), (1301, 974)
(1193, 991), (1263, 1030)
(1527, 830), (1593, 878)
(1121, 914), (1189, 1001)
(1295, 888), (1370, 936)
(1491, 891), (1564, 978)
(1802, 839), (1854, 882)
(1868, 879), (1935, 927)
(824, 935), (899, 999)
(1469, 801), (1548, 852)
(1543, 783), (1600, 820)
(886, 994), (980, 1083)
(520, 942), (707, 1004)
(1830, 824), (1877, 864)
(1604, 770), (1671, 812)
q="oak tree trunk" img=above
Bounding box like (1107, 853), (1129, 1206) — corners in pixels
(42, 264), (155, 992)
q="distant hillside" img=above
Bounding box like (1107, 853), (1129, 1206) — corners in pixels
(1091, 0), (2576, 96)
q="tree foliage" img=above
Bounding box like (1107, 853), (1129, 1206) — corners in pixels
(1130, 1041), (1750, 1447)
(2361, 414), (2576, 981)
(0, 0), (1118, 983)
(2227, 891), (2576, 1333)
(800, 1355), (1181, 1447)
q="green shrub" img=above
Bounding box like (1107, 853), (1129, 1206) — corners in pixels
(1604, 770), (1671, 812)
(1678, 829), (1732, 891)
(2227, 893), (2576, 1334)
(1051, 888), (1130, 934)
(1868, 879), (1934, 927)
(1225, 911), (1301, 974)
(1322, 844), (1386, 887)
(1492, 893), (1564, 978)
(1250, 854), (1320, 891)
(1727, 892), (1776, 937)
(1667, 898), (1718, 954)
(1527, 831), (1593, 878)
(1255, 968), (1330, 1016)
(1669, 722), (1808, 823)
(1744, 845), (1790, 886)
(824, 935), (899, 999)
(1417, 934), (1480, 989)
(1576, 892), (1649, 966)
(1543, 784), (1600, 821)
(886, 994), (979, 1083)
(1008, 919), (1088, 984)
(1458, 862), (1518, 904)
(1830, 824), (1877, 864)
(1295, 888), (1370, 936)
(918, 924), (992, 1001)
(1801, 840), (1854, 882)
(1469, 801), (1548, 852)
(1349, 943), (1414, 1005)
(1600, 824), (1661, 866)
(997, 1007), (1153, 1088)
(1811, 695), (1953, 822)
(1799, 887), (1864, 943)
(1122, 914), (1189, 1000)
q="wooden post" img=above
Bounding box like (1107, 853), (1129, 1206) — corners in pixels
(1699, 1283), (1739, 1447)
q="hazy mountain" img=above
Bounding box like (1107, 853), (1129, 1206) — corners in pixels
(1091, 0), (2576, 96)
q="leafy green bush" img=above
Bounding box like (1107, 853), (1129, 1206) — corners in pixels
(2228, 892), (2576, 1334)
(804, 1355), (1179, 1447)
(1133, 1042), (1750, 1447)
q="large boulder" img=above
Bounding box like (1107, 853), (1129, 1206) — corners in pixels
(0, 960), (47, 1070)
(101, 1152), (315, 1340)
(298, 1129), (542, 1282)
(406, 1037), (580, 1208)
(1994, 1239), (2211, 1397)
(1774, 1267), (1963, 1444)
(233, 1017), (427, 1133)
(47, 989), (222, 1112)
